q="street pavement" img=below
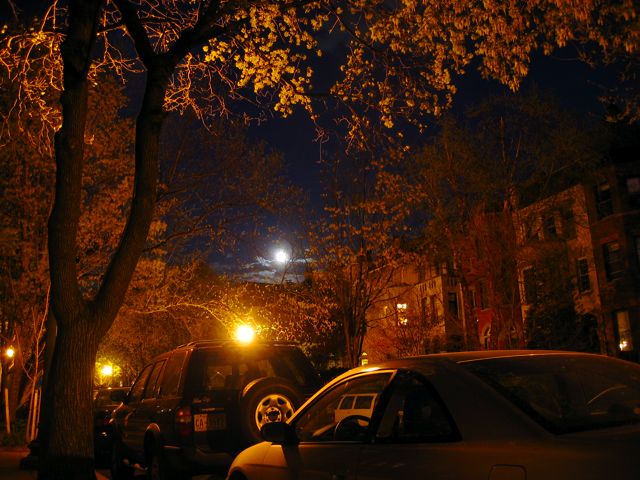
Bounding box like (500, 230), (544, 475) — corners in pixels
(0, 447), (110, 479)
(0, 447), (224, 479)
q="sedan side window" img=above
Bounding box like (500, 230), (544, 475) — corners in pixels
(295, 372), (392, 442)
(376, 375), (459, 443)
(294, 372), (393, 443)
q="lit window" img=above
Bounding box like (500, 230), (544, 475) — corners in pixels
(603, 241), (624, 281)
(396, 303), (408, 326)
(576, 258), (590, 293)
(615, 311), (633, 352)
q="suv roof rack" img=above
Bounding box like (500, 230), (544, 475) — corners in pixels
(175, 339), (302, 349)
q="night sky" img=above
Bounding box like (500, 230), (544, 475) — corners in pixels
(254, 49), (616, 207)
(238, 49), (618, 283)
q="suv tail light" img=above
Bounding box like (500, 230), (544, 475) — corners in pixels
(175, 406), (193, 437)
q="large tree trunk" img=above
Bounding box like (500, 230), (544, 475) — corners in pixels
(40, 0), (171, 478)
(41, 2), (102, 477)
(38, 318), (100, 478)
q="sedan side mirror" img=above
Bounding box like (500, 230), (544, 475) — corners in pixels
(261, 422), (298, 445)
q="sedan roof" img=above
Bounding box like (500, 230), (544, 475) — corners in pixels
(335, 350), (612, 379)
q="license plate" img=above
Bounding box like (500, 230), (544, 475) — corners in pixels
(194, 413), (226, 432)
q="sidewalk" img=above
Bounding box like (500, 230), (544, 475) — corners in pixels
(0, 447), (109, 480)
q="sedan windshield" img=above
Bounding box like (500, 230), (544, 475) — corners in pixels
(462, 354), (640, 434)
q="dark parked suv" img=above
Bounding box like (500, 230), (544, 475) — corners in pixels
(110, 340), (321, 479)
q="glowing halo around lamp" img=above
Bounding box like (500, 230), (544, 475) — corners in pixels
(101, 364), (113, 377)
(235, 325), (255, 344)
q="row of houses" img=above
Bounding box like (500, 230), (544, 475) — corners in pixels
(363, 158), (640, 363)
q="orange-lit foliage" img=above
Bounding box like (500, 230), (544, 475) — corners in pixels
(2, 1), (639, 146)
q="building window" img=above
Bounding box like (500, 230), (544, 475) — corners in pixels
(561, 209), (576, 239)
(595, 181), (613, 218)
(627, 176), (640, 209)
(479, 280), (489, 309)
(576, 258), (591, 293)
(447, 293), (458, 318)
(615, 310), (634, 352)
(522, 267), (537, 304)
(603, 241), (624, 281)
(544, 214), (557, 239)
(468, 288), (477, 310)
(481, 326), (491, 350)
(420, 297), (427, 325)
(525, 220), (539, 242)
(418, 265), (426, 282)
(396, 303), (408, 326)
(430, 296), (438, 320)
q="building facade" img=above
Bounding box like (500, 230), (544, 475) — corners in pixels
(365, 159), (640, 362)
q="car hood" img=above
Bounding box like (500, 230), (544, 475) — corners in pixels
(561, 422), (640, 442)
(228, 441), (271, 473)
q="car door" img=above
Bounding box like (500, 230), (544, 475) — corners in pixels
(355, 371), (493, 480)
(122, 360), (166, 456)
(257, 371), (395, 480)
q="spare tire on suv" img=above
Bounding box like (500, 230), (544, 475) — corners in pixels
(110, 340), (321, 480)
(239, 377), (303, 445)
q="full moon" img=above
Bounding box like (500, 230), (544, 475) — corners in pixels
(274, 249), (289, 264)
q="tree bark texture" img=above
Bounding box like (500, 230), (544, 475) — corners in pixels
(38, 319), (100, 479)
(41, 0), (173, 477)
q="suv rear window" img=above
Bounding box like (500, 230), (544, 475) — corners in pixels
(187, 345), (319, 395)
(462, 355), (640, 434)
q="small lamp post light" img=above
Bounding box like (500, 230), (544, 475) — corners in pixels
(3, 346), (15, 434)
(4, 347), (15, 359)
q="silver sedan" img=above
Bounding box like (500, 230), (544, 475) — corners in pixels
(227, 350), (640, 480)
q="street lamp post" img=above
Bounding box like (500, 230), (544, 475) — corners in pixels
(3, 346), (15, 435)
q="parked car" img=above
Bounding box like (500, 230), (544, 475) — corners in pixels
(93, 386), (129, 466)
(110, 340), (321, 480)
(227, 350), (640, 480)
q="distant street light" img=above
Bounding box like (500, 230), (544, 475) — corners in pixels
(5, 347), (14, 359)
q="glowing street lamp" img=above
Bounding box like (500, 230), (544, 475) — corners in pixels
(101, 364), (113, 377)
(235, 325), (255, 344)
(4, 347), (14, 359)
